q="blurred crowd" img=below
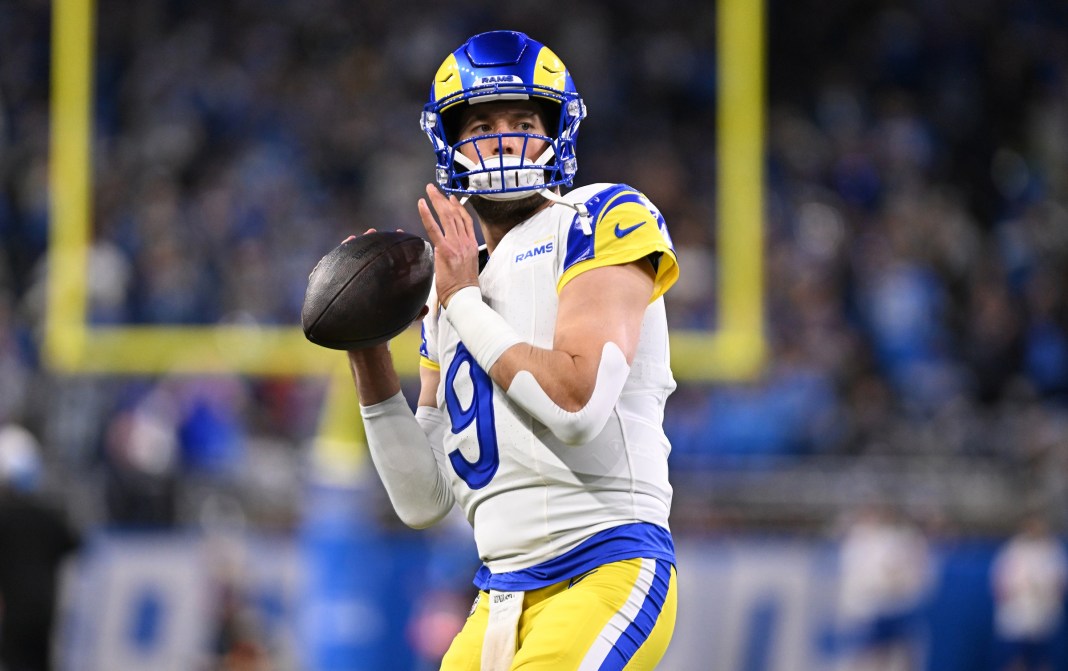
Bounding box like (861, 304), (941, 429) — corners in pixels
(1, 0), (1067, 533)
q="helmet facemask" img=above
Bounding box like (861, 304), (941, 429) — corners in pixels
(454, 136), (553, 201)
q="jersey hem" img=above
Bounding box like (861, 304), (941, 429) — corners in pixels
(473, 521), (675, 592)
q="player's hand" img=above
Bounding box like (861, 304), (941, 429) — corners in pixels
(418, 184), (480, 307)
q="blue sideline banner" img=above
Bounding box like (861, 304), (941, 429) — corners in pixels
(55, 530), (1068, 670)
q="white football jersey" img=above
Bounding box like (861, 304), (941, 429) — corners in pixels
(419, 183), (679, 575)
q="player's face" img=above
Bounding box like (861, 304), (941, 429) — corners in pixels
(456, 101), (549, 164)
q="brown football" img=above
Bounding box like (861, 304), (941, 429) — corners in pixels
(301, 232), (433, 350)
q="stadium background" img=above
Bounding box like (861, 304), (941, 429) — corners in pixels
(1, 0), (1067, 669)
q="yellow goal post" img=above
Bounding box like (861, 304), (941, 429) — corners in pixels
(46, 0), (765, 476)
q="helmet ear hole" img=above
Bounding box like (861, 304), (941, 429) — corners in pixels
(440, 106), (463, 146)
(532, 99), (560, 139)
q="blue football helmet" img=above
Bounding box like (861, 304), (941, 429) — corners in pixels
(421, 31), (586, 201)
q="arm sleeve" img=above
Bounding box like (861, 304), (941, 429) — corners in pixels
(505, 342), (629, 446)
(445, 291), (628, 446)
(360, 392), (454, 528)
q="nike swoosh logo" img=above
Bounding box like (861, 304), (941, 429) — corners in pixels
(614, 220), (646, 238)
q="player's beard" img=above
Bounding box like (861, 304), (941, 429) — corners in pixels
(470, 192), (550, 229)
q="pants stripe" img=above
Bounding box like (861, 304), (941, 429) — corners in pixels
(578, 558), (671, 670)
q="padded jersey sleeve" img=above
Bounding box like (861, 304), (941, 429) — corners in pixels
(558, 184), (679, 300)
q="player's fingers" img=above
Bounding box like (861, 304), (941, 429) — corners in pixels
(444, 195), (469, 244)
(417, 198), (444, 245)
(421, 186), (451, 235)
(448, 195), (477, 245)
(425, 183), (450, 209)
(426, 185), (466, 241)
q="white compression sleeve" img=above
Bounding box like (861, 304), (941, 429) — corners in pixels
(443, 286), (523, 372)
(444, 288), (630, 445)
(360, 392), (454, 528)
(505, 342), (630, 446)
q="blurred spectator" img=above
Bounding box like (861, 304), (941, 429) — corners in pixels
(991, 514), (1068, 671)
(834, 505), (933, 671)
(0, 424), (81, 671)
(0, 297), (34, 425)
(204, 533), (271, 671)
(101, 394), (180, 528)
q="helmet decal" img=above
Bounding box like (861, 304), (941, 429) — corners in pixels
(432, 54), (463, 104)
(533, 47), (567, 92)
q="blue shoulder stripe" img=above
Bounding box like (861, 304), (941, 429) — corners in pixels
(564, 184), (648, 270)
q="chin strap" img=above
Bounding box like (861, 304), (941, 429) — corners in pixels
(537, 189), (591, 234)
(457, 187), (591, 234)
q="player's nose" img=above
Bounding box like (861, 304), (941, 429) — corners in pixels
(489, 121), (521, 155)
(494, 135), (521, 156)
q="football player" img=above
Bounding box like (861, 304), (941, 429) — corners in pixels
(348, 30), (679, 670)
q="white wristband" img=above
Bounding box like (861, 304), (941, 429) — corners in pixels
(443, 286), (523, 372)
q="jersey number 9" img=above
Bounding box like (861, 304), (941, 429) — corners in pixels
(444, 342), (500, 489)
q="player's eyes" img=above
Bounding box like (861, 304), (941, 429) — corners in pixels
(462, 119), (538, 137)
(461, 123), (488, 138)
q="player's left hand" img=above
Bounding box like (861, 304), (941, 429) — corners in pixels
(418, 184), (480, 306)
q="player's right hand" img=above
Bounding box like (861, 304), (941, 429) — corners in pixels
(417, 184), (480, 308)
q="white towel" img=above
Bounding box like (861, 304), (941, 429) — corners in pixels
(481, 590), (523, 671)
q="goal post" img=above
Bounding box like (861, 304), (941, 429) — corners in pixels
(45, 0), (765, 475)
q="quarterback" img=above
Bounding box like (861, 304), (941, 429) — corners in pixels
(348, 30), (679, 670)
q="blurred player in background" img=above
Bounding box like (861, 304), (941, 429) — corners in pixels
(991, 514), (1068, 671)
(0, 424), (81, 671)
(347, 30), (679, 670)
(835, 505), (933, 671)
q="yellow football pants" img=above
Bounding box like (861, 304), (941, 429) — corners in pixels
(440, 557), (677, 670)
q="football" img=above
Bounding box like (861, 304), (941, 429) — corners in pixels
(301, 231), (434, 350)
